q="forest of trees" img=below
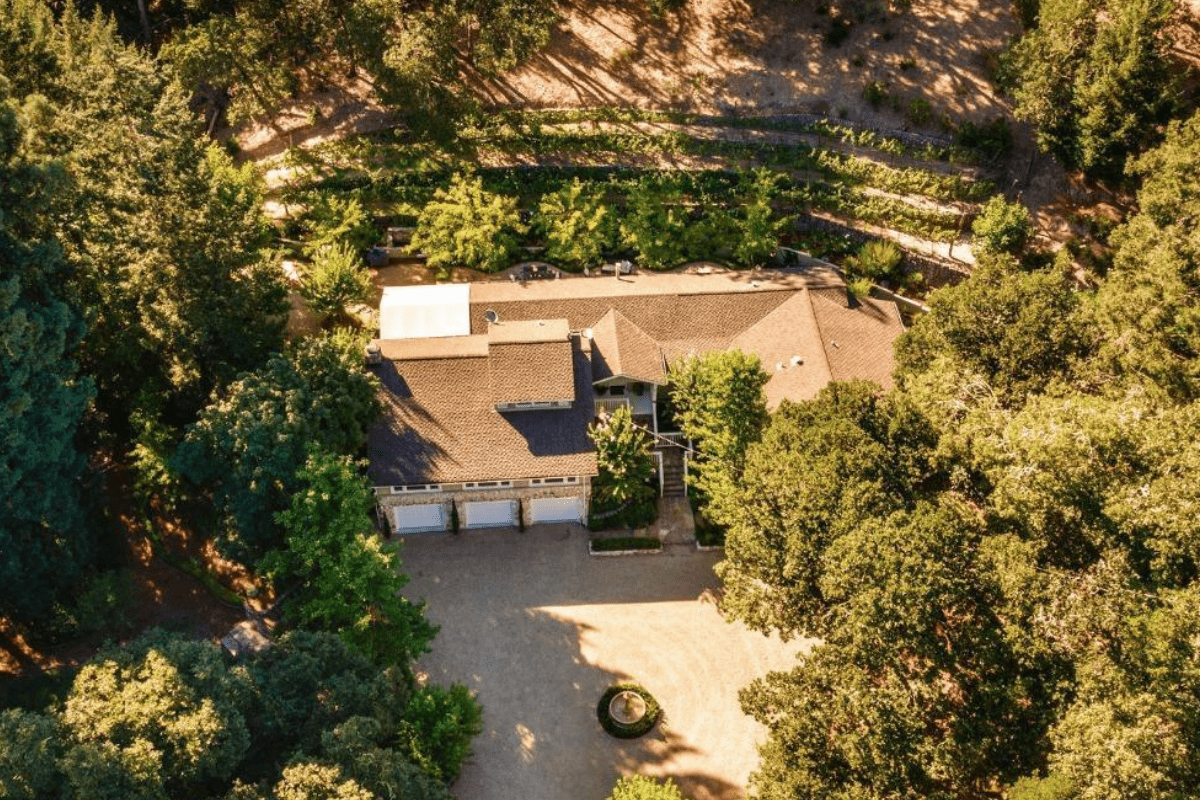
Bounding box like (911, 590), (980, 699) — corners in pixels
(708, 109), (1200, 799)
(1, 2), (482, 797)
(3, 0), (1200, 797)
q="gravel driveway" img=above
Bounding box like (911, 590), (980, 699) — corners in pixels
(399, 524), (810, 800)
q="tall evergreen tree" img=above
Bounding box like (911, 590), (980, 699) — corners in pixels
(0, 90), (95, 623)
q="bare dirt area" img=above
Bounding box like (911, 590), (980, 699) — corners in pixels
(234, 74), (395, 163)
(0, 464), (251, 703)
(236, 0), (1020, 166)
(466, 0), (1018, 125)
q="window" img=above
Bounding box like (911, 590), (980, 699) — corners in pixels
(530, 476), (579, 486)
(463, 480), (513, 489)
(391, 484), (441, 494)
(608, 384), (626, 396)
(497, 400), (570, 411)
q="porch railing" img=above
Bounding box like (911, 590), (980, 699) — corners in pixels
(655, 432), (687, 448)
(594, 397), (631, 416)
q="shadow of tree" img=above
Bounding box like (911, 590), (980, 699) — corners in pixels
(403, 526), (807, 800)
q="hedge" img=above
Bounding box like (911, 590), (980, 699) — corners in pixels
(590, 536), (662, 552)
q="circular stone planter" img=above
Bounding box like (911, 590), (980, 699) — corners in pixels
(597, 683), (661, 739)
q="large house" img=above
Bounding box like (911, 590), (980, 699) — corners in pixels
(368, 266), (904, 534)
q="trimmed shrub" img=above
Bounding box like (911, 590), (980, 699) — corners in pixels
(608, 775), (688, 800)
(588, 498), (658, 531)
(590, 536), (662, 552)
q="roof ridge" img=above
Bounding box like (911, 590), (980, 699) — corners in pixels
(804, 288), (839, 380)
(606, 308), (625, 377)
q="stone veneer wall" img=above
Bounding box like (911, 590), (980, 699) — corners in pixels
(374, 477), (593, 534)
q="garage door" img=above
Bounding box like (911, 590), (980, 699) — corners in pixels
(391, 504), (444, 534)
(530, 497), (583, 524)
(464, 500), (516, 529)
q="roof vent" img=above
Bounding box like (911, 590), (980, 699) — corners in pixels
(583, 328), (593, 339)
(775, 362), (784, 371)
(791, 356), (804, 366)
(485, 309), (500, 325)
(751, 280), (760, 288)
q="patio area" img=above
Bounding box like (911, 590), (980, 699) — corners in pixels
(398, 524), (811, 800)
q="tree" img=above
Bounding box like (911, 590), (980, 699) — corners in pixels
(59, 631), (253, 799)
(608, 775), (689, 800)
(668, 350), (768, 526)
(731, 168), (786, 267)
(1084, 112), (1200, 400)
(588, 405), (656, 509)
(972, 196), (1034, 256)
(0, 91), (96, 624)
(263, 450), (437, 666)
(174, 337), (380, 557)
(715, 381), (941, 638)
(410, 173), (525, 272)
(301, 243), (374, 322)
(395, 685), (484, 783)
(619, 178), (693, 270)
(1001, 0), (1179, 175)
(271, 763), (374, 800)
(895, 254), (1087, 402)
(0, 3), (288, 427)
(0, 709), (63, 800)
(322, 717), (455, 800)
(0, 630), (479, 800)
(302, 198), (379, 257)
(451, 0), (560, 75)
(536, 178), (614, 269)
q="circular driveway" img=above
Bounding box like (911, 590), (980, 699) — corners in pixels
(398, 524), (810, 800)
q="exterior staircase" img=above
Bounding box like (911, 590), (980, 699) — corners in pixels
(660, 446), (687, 498)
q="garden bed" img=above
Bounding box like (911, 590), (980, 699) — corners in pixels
(597, 682), (662, 738)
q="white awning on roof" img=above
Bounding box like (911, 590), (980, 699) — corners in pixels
(380, 284), (471, 340)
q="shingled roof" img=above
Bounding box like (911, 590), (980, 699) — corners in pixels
(368, 336), (597, 485)
(589, 309), (666, 385)
(368, 267), (904, 486)
(487, 319), (575, 405)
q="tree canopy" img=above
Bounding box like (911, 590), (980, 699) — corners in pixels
(0, 83), (95, 624)
(173, 336), (380, 557)
(263, 450), (437, 666)
(716, 116), (1200, 799)
(0, 630), (478, 800)
(1001, 0), (1179, 175)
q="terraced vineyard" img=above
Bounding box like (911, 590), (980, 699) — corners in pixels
(270, 108), (1007, 275)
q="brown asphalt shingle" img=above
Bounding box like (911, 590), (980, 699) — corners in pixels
(810, 292), (904, 390)
(489, 339), (576, 404)
(367, 338), (598, 485)
(589, 309), (666, 385)
(369, 268), (903, 486)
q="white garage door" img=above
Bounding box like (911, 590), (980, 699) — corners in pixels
(464, 500), (516, 529)
(530, 497), (583, 524)
(391, 504), (444, 534)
